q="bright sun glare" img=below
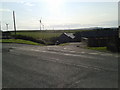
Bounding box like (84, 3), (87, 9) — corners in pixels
(45, 0), (64, 15)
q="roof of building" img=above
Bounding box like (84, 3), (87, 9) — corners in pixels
(63, 33), (75, 39)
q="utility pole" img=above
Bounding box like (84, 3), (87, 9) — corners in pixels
(6, 23), (9, 31)
(39, 19), (42, 30)
(0, 21), (1, 31)
(13, 11), (16, 36)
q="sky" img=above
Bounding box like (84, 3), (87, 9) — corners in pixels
(0, 0), (119, 31)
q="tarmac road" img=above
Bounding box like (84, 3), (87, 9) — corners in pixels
(2, 43), (119, 88)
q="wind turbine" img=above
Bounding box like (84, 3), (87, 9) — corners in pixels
(42, 24), (44, 30)
(39, 17), (45, 30)
(39, 17), (42, 30)
(6, 23), (9, 31)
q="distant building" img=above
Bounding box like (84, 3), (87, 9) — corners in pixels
(80, 29), (118, 47)
(74, 32), (81, 42)
(57, 33), (75, 44)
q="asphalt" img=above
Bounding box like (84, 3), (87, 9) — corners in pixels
(2, 43), (119, 88)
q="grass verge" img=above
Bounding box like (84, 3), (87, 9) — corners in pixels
(0, 39), (44, 46)
(58, 43), (70, 46)
(86, 47), (107, 52)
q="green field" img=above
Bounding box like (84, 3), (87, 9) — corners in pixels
(5, 30), (89, 45)
(11, 31), (62, 41)
(10, 29), (86, 40)
(10, 30), (83, 44)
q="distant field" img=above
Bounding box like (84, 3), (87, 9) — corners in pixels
(11, 31), (62, 41)
(8, 30), (90, 45)
(10, 30), (86, 40)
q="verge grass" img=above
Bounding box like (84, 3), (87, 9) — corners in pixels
(86, 47), (107, 52)
(1, 39), (43, 46)
(58, 43), (70, 46)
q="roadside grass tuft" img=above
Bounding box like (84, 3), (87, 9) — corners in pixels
(86, 47), (107, 52)
(1, 39), (44, 46)
(58, 43), (69, 46)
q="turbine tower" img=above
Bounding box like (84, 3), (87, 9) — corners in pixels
(42, 24), (44, 30)
(6, 23), (9, 31)
(39, 18), (42, 30)
(39, 17), (45, 30)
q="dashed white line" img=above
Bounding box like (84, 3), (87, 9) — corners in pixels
(89, 53), (99, 55)
(11, 47), (118, 58)
(81, 52), (85, 54)
(39, 57), (102, 71)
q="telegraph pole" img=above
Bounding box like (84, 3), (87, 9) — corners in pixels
(0, 21), (1, 31)
(13, 11), (16, 36)
(39, 19), (42, 30)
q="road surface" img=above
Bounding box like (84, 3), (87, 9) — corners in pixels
(2, 43), (119, 88)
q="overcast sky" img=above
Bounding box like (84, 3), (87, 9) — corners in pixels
(0, 0), (119, 31)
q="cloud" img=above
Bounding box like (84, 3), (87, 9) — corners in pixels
(66, 0), (119, 2)
(24, 2), (34, 6)
(18, 1), (34, 6)
(0, 8), (11, 12)
(0, 0), (119, 2)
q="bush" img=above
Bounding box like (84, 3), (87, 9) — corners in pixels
(107, 38), (120, 52)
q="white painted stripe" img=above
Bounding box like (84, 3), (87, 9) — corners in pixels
(69, 51), (75, 52)
(100, 54), (112, 56)
(89, 53), (98, 55)
(40, 57), (103, 71)
(14, 48), (103, 60)
(63, 53), (100, 59)
(13, 47), (118, 58)
(81, 52), (85, 54)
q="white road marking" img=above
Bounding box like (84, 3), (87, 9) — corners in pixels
(89, 53), (98, 55)
(69, 51), (75, 52)
(15, 47), (102, 60)
(100, 54), (112, 56)
(11, 47), (119, 58)
(38, 57), (110, 71)
(41, 51), (47, 52)
(81, 52), (85, 54)
(63, 53), (101, 59)
(9, 47), (118, 72)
